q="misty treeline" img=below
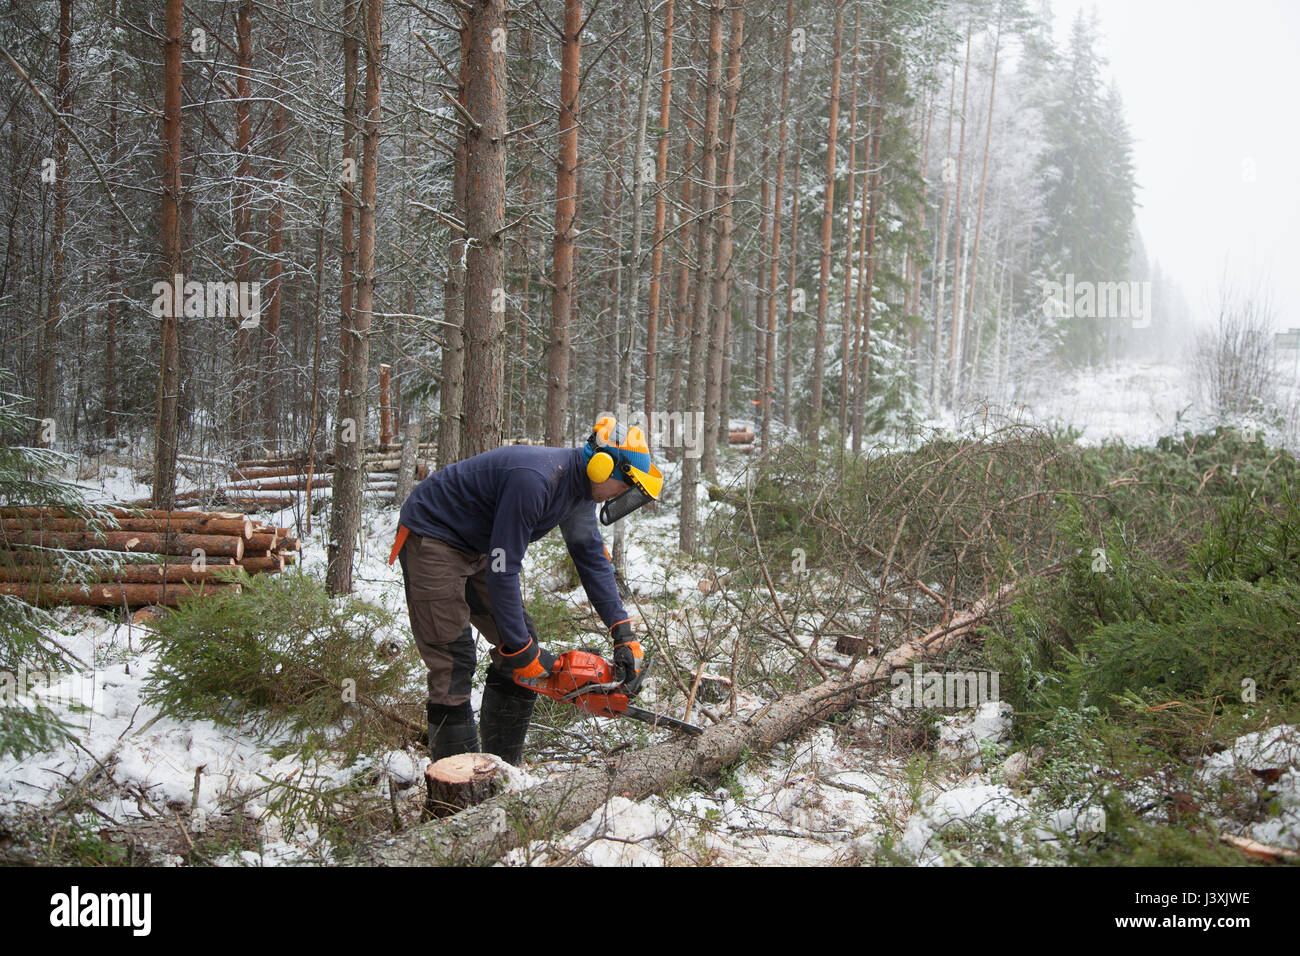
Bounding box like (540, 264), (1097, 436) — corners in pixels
(0, 0), (1164, 580)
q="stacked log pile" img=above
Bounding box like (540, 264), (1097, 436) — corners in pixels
(728, 426), (756, 453)
(0, 508), (298, 607)
(157, 443), (435, 512)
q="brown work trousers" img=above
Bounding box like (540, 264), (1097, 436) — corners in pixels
(396, 531), (537, 706)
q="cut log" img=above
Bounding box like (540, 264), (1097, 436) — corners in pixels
(238, 555), (285, 573)
(424, 754), (504, 819)
(229, 464), (320, 481)
(222, 474), (332, 492)
(2, 515), (252, 539)
(0, 561), (237, 585)
(2, 530), (244, 559)
(357, 671), (879, 866)
(0, 581), (239, 607)
(245, 531), (280, 551)
(222, 496), (297, 512)
(0, 507), (246, 523)
(202, 494), (299, 509)
(836, 634), (871, 655)
(131, 605), (166, 624)
(234, 456), (314, 471)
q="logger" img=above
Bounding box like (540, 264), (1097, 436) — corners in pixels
(389, 416), (663, 766)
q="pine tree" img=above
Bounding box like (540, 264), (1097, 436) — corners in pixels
(1034, 10), (1136, 366)
(0, 379), (86, 758)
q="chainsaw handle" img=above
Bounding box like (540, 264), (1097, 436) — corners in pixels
(620, 653), (651, 698)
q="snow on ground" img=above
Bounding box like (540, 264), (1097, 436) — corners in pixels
(938, 702), (1014, 768)
(907, 358), (1232, 452)
(6, 360), (1290, 865)
(0, 609), (321, 860)
(1200, 724), (1300, 850)
(1011, 360), (1197, 447)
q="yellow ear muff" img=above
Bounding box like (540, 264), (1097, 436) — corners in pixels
(587, 451), (615, 482)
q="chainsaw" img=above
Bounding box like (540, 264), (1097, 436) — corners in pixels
(536, 649), (704, 736)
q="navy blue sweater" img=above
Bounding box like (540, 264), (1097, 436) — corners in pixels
(398, 445), (628, 653)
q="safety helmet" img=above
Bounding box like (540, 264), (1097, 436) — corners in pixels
(582, 416), (663, 524)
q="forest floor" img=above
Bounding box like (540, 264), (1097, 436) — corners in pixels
(3, 358), (1297, 866)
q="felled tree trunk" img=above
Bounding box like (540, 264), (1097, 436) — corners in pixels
(356, 583), (1020, 866)
(359, 673), (875, 866)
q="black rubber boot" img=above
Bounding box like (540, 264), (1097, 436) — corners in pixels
(479, 670), (536, 766)
(427, 701), (479, 761)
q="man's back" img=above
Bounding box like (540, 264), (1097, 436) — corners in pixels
(399, 444), (591, 556)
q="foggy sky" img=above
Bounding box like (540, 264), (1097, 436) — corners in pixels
(1052, 0), (1300, 336)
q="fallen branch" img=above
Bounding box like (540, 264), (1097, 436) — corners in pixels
(1219, 832), (1298, 863)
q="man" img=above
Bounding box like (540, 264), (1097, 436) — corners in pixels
(389, 417), (662, 765)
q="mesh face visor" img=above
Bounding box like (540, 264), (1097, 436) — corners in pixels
(600, 483), (655, 525)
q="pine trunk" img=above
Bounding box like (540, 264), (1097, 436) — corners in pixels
(679, 0), (724, 555)
(947, 26), (972, 408)
(644, 0), (674, 433)
(545, 0), (581, 447)
(703, 3), (743, 478)
(762, 0), (795, 449)
(151, 0), (183, 510)
(462, 0), (508, 457)
(327, 0), (382, 595)
(809, 1), (845, 442)
(437, 28), (470, 469)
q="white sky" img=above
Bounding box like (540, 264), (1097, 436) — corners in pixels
(1051, 0), (1300, 332)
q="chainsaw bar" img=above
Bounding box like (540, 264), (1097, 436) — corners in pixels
(622, 705), (704, 736)
(541, 649), (705, 736)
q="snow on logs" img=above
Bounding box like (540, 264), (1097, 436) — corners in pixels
(167, 444), (435, 510)
(0, 507), (299, 607)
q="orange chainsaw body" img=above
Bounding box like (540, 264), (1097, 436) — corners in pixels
(537, 649), (629, 718)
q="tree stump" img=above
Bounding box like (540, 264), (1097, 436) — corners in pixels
(424, 754), (503, 819)
(835, 634), (872, 656)
(394, 421), (421, 506)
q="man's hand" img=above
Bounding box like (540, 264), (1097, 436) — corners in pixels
(505, 638), (556, 691)
(610, 621), (644, 696)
